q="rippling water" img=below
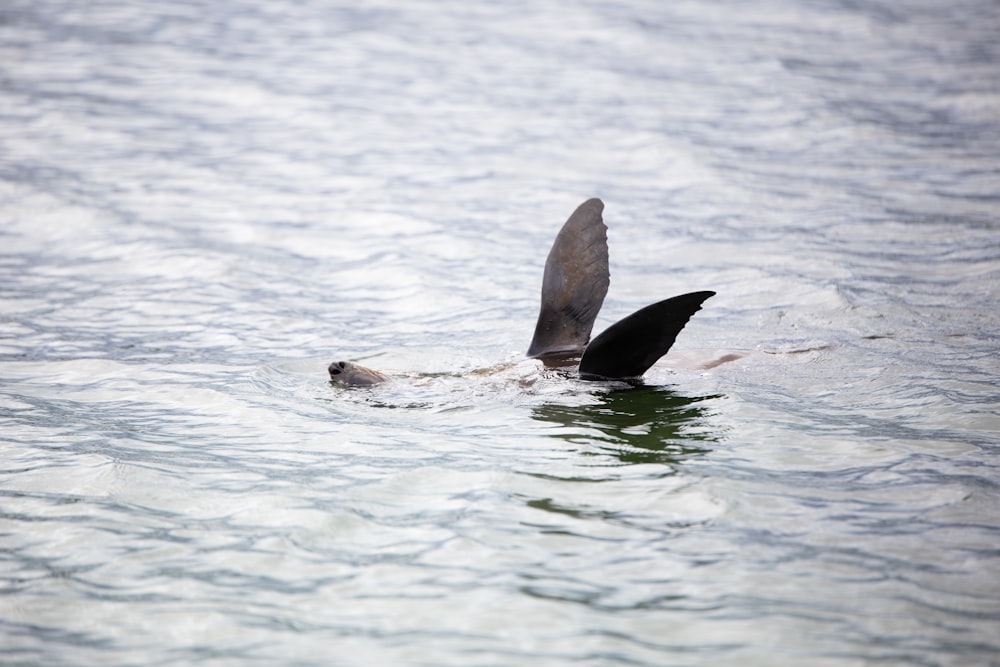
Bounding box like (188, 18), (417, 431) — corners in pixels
(2, 1), (999, 665)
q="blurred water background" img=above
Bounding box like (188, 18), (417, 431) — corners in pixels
(1, 1), (999, 665)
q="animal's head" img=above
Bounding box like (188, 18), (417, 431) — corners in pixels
(328, 361), (389, 387)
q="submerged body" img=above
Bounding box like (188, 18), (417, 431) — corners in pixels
(329, 198), (714, 387)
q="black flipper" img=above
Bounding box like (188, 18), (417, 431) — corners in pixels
(578, 291), (715, 380)
(527, 198), (610, 361)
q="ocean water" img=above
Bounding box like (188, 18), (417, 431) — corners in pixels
(1, 1), (999, 665)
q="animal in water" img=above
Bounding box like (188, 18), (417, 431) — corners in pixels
(328, 198), (714, 387)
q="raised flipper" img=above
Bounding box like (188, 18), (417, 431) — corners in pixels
(527, 198), (610, 362)
(578, 291), (715, 381)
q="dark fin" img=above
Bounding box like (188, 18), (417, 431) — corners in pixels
(578, 291), (715, 381)
(527, 198), (610, 361)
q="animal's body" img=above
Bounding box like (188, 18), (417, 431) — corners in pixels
(329, 198), (714, 387)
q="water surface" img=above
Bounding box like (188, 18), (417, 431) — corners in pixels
(2, 1), (999, 665)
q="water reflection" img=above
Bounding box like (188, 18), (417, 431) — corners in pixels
(532, 386), (722, 465)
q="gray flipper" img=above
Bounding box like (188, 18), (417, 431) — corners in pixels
(526, 198), (610, 361)
(578, 291), (715, 380)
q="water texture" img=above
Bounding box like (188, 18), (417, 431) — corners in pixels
(1, 1), (999, 665)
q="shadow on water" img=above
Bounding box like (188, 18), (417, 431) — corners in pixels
(532, 385), (723, 466)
